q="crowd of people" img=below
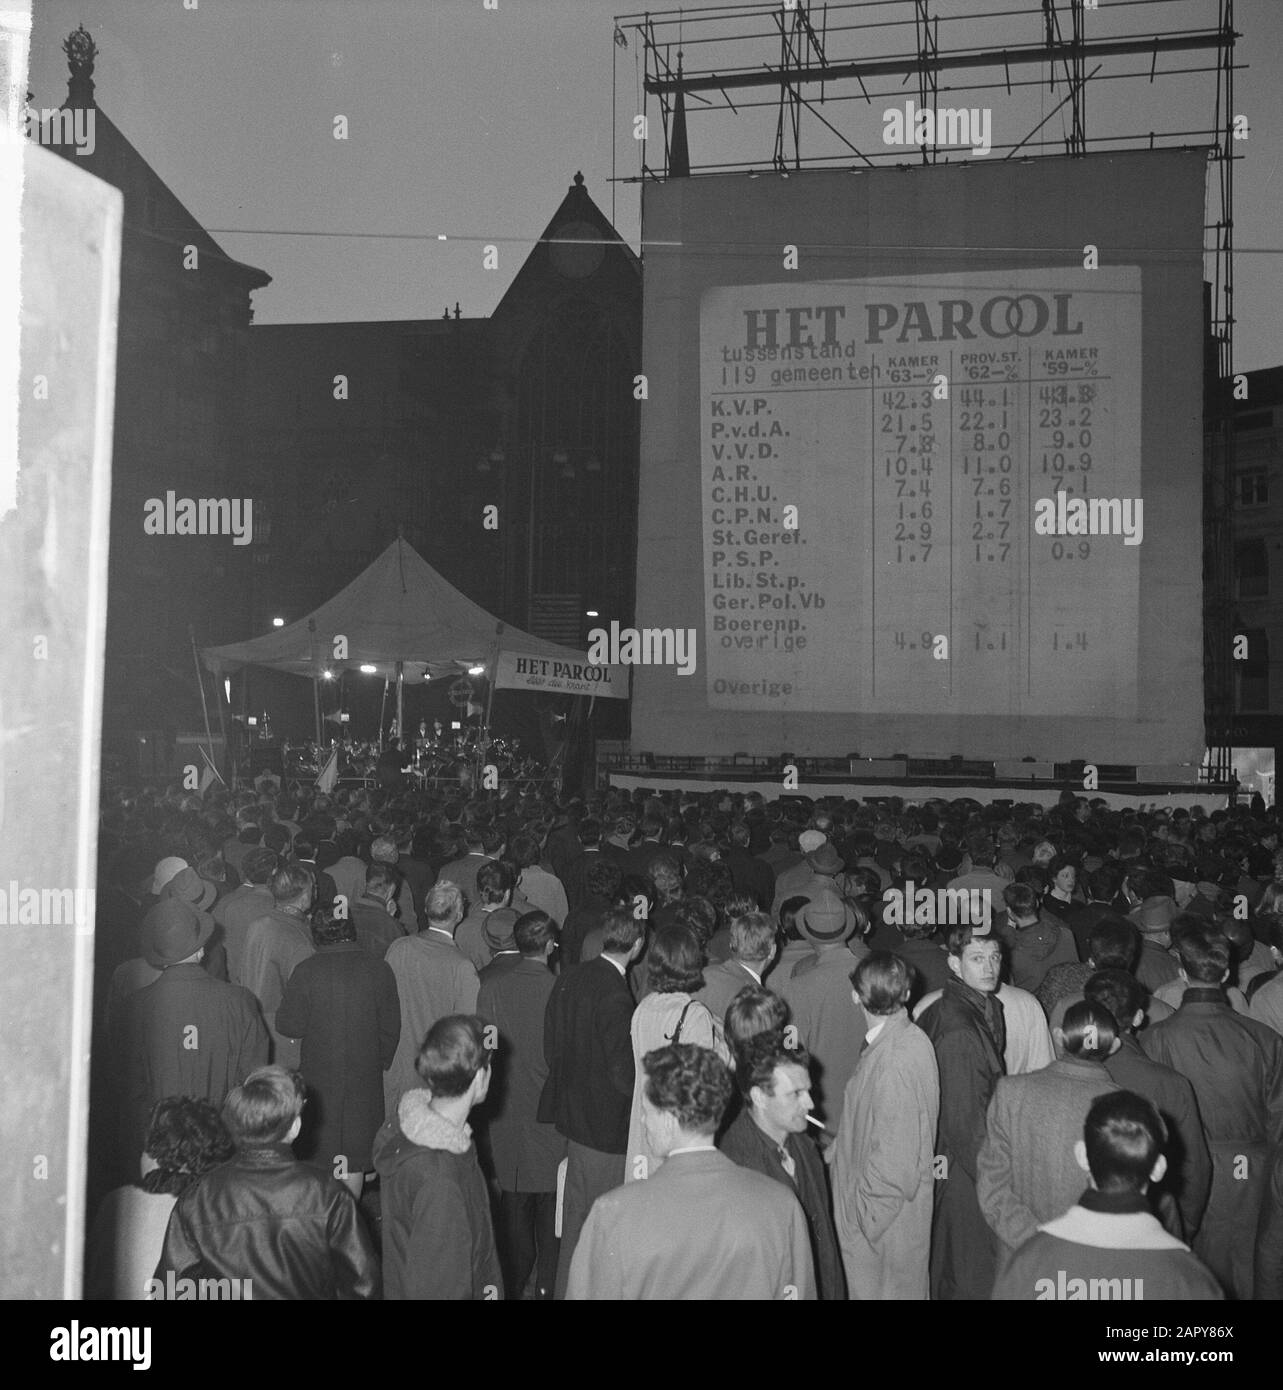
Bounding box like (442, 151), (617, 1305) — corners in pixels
(86, 777), (1283, 1299)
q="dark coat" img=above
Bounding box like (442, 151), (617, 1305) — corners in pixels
(559, 845), (601, 914)
(118, 964), (269, 1172)
(998, 914), (1079, 995)
(719, 1108), (846, 1299)
(893, 935), (953, 1004)
(560, 897), (608, 967)
(1141, 987), (1283, 1299)
(397, 853), (436, 927)
(476, 957), (566, 1192)
(1135, 938), (1181, 994)
(1104, 1034), (1212, 1241)
(539, 957), (635, 1153)
(373, 1091), (503, 1300)
(697, 959), (764, 1028)
(276, 942), (400, 1172)
(350, 896), (406, 960)
(157, 1142), (379, 1299)
(724, 846), (776, 911)
(917, 980), (1005, 1300)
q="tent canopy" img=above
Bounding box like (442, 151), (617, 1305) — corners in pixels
(202, 537), (592, 683)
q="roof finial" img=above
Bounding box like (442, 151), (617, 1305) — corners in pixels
(573, 170), (585, 187)
(64, 25), (98, 108)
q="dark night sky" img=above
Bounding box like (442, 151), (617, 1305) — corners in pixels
(28, 0), (1283, 370)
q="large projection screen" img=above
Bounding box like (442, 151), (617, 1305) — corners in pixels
(630, 151), (1207, 764)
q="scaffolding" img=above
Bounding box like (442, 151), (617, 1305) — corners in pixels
(613, 0), (1241, 779)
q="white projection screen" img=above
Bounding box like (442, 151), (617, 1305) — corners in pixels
(630, 151), (1207, 765)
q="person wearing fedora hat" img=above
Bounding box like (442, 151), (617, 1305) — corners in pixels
(477, 904), (525, 986)
(116, 900), (268, 1182)
(161, 867), (228, 982)
(777, 889), (871, 1134)
(771, 831), (848, 917)
(104, 872), (227, 1043)
(1128, 890), (1183, 994)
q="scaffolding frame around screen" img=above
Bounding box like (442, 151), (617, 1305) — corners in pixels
(612, 0), (1239, 782)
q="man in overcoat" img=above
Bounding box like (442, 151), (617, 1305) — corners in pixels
(833, 951), (939, 1299)
(917, 926), (1006, 1300)
(276, 905), (400, 1196)
(476, 911), (566, 1299)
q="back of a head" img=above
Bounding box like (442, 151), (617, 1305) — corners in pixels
(724, 984), (790, 1051)
(415, 1015), (490, 1096)
(515, 909), (558, 957)
(650, 854), (682, 895)
(1087, 863), (1124, 902)
(672, 895), (717, 947)
(142, 1096), (236, 1195)
(1087, 916), (1139, 970)
(365, 862), (397, 898)
(600, 905), (644, 957)
(853, 951), (911, 1016)
(426, 879), (464, 927)
(585, 857), (623, 903)
(476, 858), (515, 904)
(729, 911), (775, 965)
(1174, 924), (1231, 984)
(1003, 882), (1038, 918)
(966, 830), (995, 866)
(642, 1042), (733, 1137)
(271, 862), (313, 905)
(1083, 1090), (1166, 1194)
(647, 924), (706, 996)
(223, 1066), (306, 1146)
(1084, 968), (1142, 1036)
(1060, 999), (1118, 1062)
(509, 832), (541, 870)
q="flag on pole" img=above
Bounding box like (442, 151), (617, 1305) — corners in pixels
(315, 745), (339, 793)
(198, 745), (225, 796)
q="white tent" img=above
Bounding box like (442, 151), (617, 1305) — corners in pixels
(202, 536), (593, 683)
(202, 537), (625, 749)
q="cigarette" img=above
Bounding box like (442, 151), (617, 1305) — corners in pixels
(806, 1114), (829, 1131)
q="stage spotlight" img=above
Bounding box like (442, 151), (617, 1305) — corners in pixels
(272, 617), (285, 627)
(359, 663), (377, 673)
(586, 609), (599, 617)
(468, 664), (485, 676)
(322, 670), (335, 680)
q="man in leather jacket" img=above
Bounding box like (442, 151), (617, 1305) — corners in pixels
(155, 1066), (379, 1299)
